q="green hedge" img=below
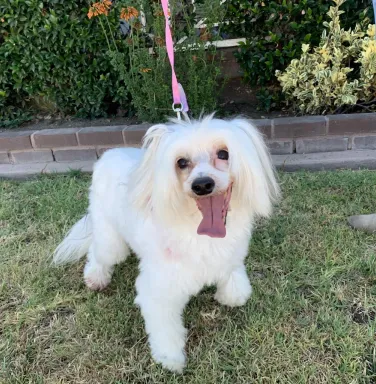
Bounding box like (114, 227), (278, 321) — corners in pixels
(0, 0), (129, 126)
(224, 0), (373, 87)
(1, 0), (373, 125)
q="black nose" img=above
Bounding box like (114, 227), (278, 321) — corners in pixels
(191, 177), (215, 196)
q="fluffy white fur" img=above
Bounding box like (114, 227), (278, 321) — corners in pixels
(53, 115), (280, 373)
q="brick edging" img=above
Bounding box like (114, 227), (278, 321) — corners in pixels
(1, 114), (376, 165)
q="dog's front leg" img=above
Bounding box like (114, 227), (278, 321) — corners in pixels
(134, 270), (189, 373)
(215, 264), (252, 307)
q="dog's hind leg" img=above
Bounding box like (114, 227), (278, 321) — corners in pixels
(84, 217), (130, 290)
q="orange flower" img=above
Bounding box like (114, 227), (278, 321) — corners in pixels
(199, 29), (211, 41)
(120, 6), (139, 21)
(154, 37), (165, 47)
(88, 0), (111, 19)
(140, 68), (152, 73)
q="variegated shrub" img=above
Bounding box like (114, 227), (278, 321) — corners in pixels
(276, 0), (376, 115)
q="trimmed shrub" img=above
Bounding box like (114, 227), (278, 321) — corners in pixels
(0, 0), (130, 126)
(0, 0), (225, 126)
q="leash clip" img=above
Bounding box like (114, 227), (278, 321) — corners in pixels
(172, 103), (183, 120)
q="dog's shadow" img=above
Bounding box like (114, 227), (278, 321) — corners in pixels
(112, 255), (252, 358)
(110, 255), (244, 332)
(116, 255), (251, 342)
(45, 254), (255, 375)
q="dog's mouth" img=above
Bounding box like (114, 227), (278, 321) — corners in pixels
(196, 184), (232, 238)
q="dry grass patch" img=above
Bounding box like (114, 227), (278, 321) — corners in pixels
(1, 171), (376, 383)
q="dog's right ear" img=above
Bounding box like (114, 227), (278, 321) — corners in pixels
(130, 124), (170, 213)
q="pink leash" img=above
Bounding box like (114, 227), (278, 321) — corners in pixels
(160, 0), (189, 119)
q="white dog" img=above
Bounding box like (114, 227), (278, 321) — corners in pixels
(53, 115), (280, 372)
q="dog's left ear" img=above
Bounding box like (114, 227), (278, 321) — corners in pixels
(229, 118), (280, 218)
(130, 124), (170, 213)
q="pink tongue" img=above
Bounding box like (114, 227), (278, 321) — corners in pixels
(197, 194), (226, 238)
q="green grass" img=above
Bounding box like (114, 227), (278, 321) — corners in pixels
(1, 170), (376, 383)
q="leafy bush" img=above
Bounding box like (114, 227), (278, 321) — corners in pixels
(276, 0), (376, 115)
(94, 0), (224, 122)
(0, 0), (224, 126)
(224, 0), (372, 89)
(0, 0), (130, 126)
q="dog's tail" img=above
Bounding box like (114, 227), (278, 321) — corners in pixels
(53, 215), (92, 265)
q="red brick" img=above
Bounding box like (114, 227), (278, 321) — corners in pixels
(10, 149), (53, 164)
(77, 126), (125, 146)
(44, 161), (95, 174)
(273, 116), (327, 139)
(273, 150), (376, 171)
(352, 135), (376, 150)
(53, 148), (97, 162)
(0, 163), (47, 178)
(0, 131), (32, 151)
(328, 114), (376, 135)
(123, 124), (150, 146)
(96, 147), (122, 157)
(253, 119), (272, 139)
(0, 152), (10, 164)
(268, 140), (293, 155)
(296, 137), (348, 154)
(32, 128), (79, 148)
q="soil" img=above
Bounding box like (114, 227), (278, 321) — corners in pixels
(351, 302), (376, 324)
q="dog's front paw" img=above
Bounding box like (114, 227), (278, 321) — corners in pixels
(84, 260), (113, 291)
(215, 268), (252, 307)
(152, 350), (186, 373)
(215, 287), (251, 307)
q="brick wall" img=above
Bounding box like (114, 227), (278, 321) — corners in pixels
(1, 114), (376, 165)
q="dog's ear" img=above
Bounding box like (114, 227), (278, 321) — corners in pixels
(130, 124), (170, 213)
(229, 118), (280, 218)
(142, 124), (170, 153)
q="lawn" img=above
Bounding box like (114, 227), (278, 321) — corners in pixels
(1, 171), (376, 383)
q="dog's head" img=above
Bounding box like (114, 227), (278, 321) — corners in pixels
(130, 115), (280, 238)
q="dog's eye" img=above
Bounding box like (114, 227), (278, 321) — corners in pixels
(177, 158), (189, 169)
(217, 150), (229, 160)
